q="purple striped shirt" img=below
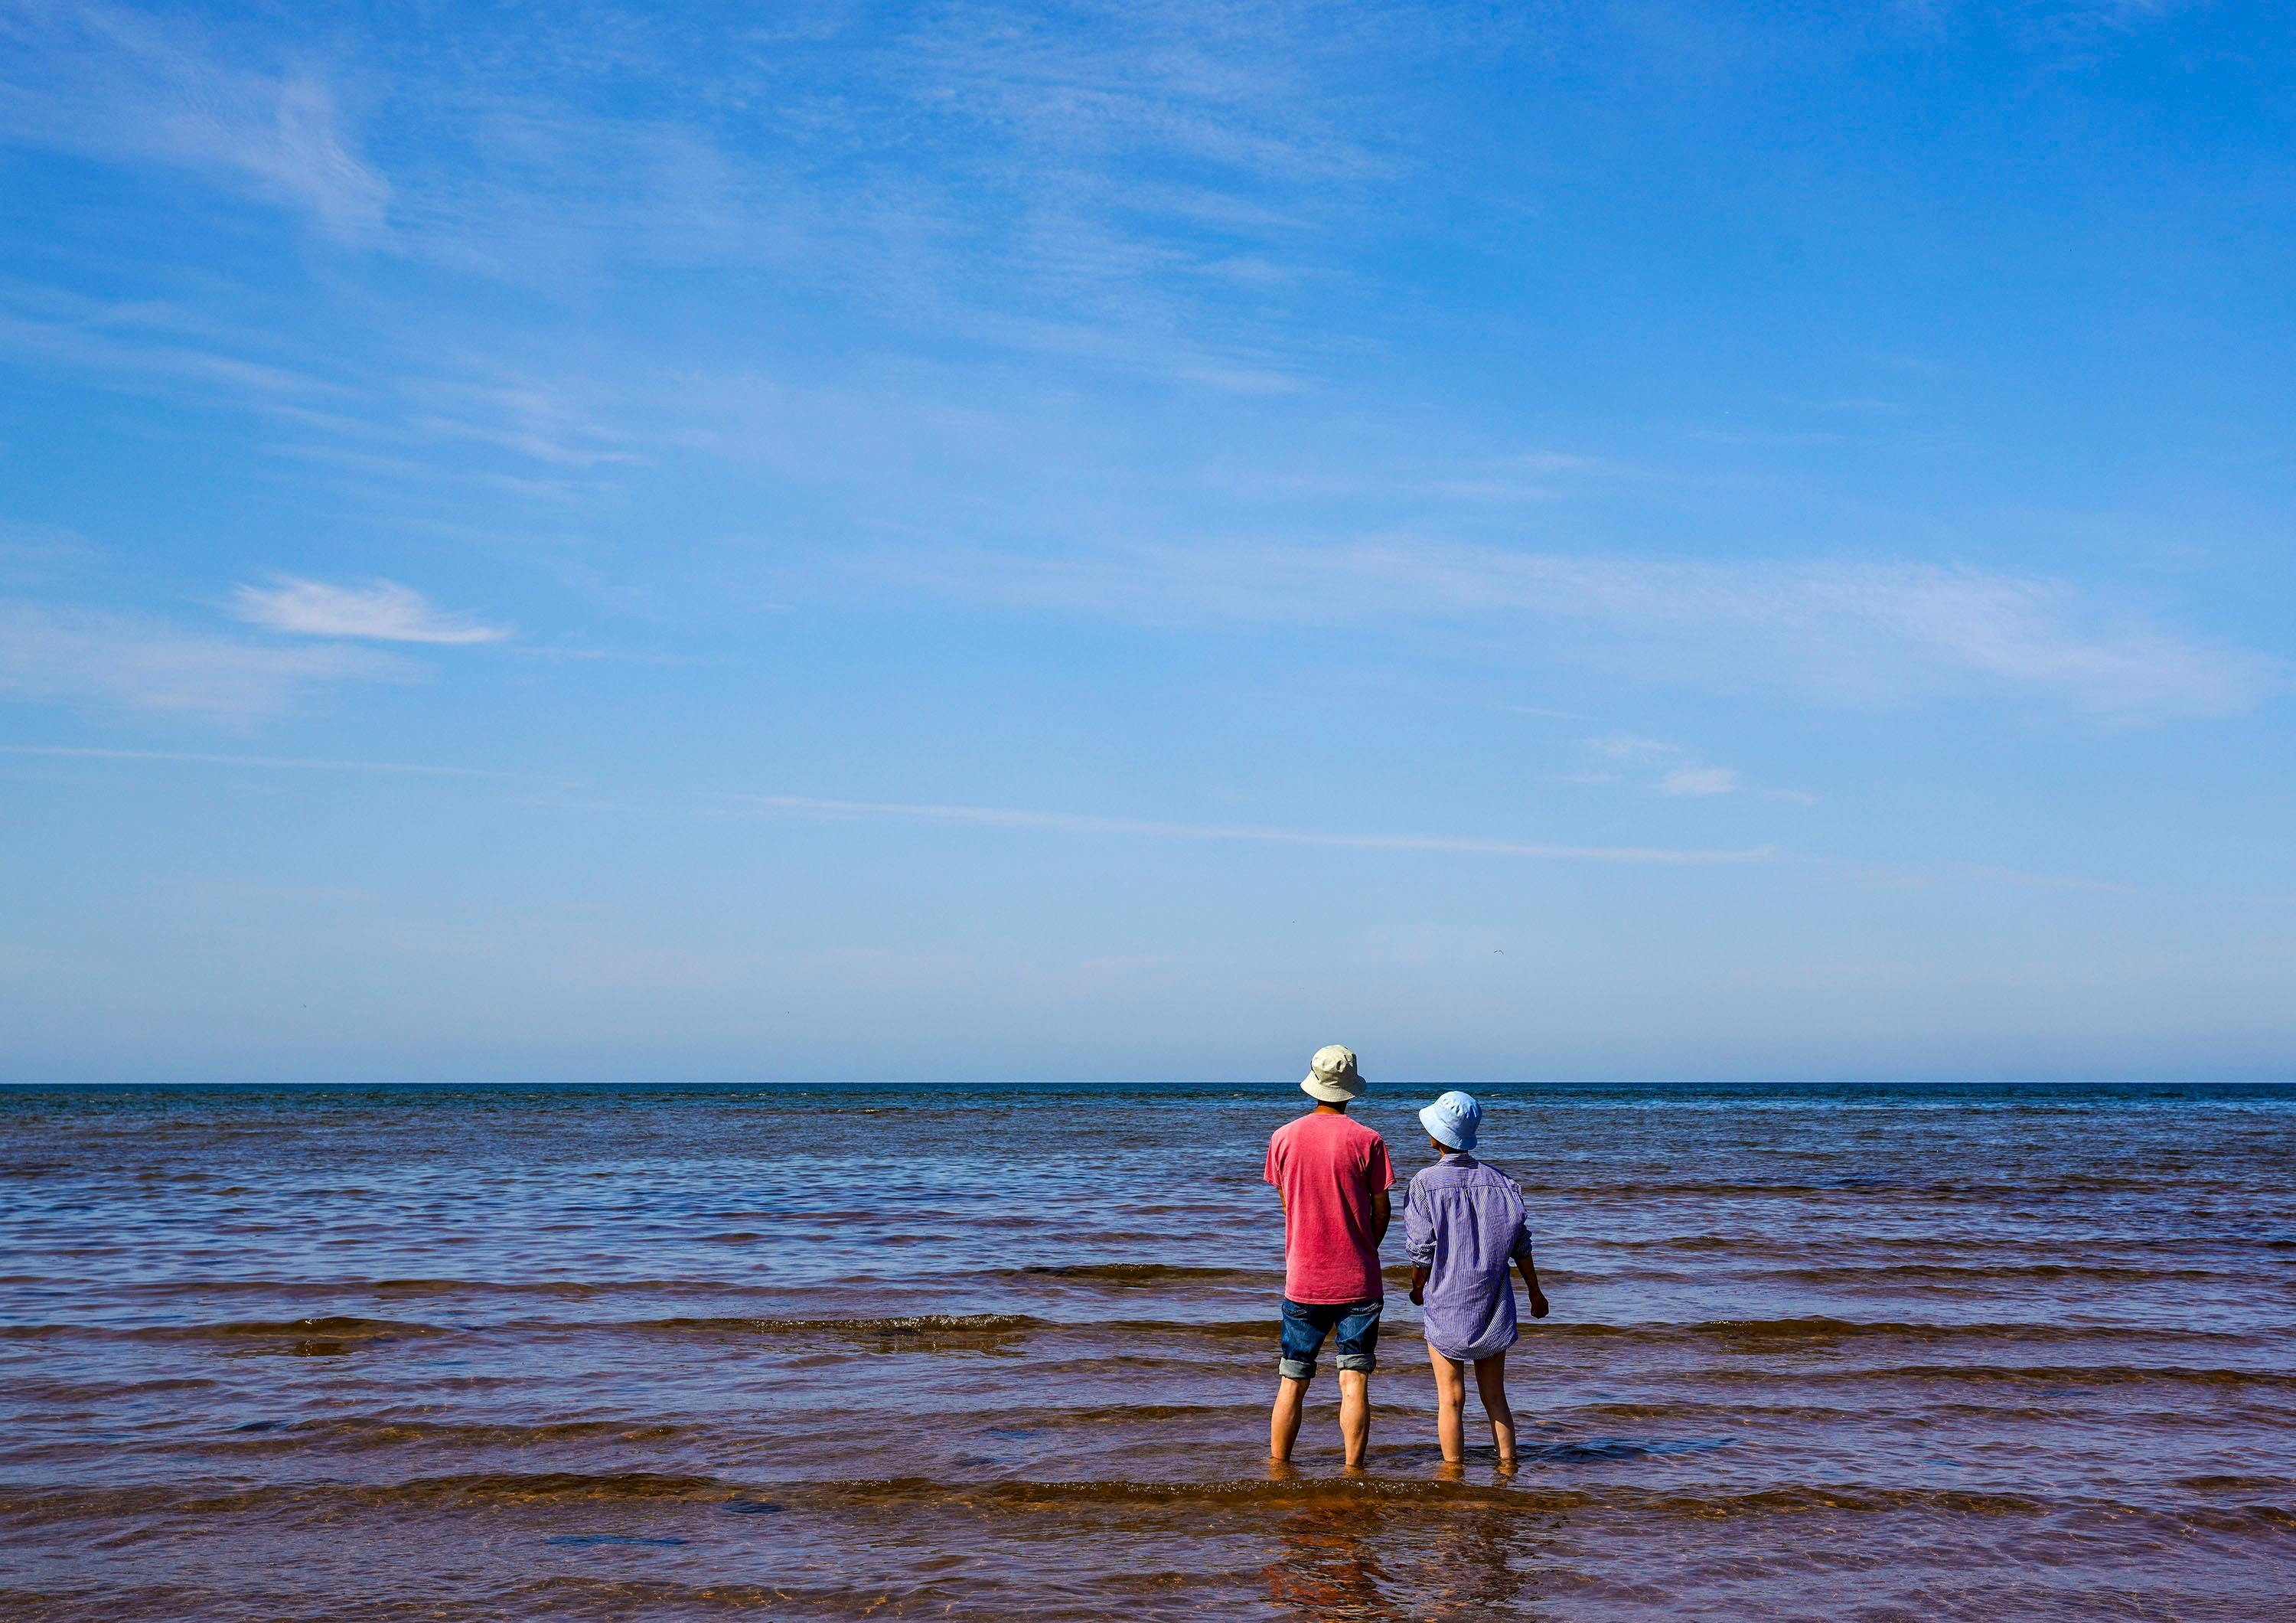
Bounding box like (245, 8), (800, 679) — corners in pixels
(1404, 1152), (1537, 1360)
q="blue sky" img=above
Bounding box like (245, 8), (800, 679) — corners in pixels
(2, 0), (2291, 1082)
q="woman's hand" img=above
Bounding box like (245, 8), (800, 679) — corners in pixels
(1529, 1291), (1551, 1319)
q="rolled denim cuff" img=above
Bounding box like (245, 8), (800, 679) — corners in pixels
(1278, 1357), (1316, 1380)
(1335, 1351), (1376, 1373)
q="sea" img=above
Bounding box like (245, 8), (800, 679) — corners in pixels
(1, 1082), (2290, 1620)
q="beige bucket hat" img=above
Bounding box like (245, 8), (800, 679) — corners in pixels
(1301, 1044), (1365, 1103)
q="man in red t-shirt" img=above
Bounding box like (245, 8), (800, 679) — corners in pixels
(1264, 1043), (1396, 1467)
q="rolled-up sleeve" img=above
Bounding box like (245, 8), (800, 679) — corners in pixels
(1507, 1185), (1537, 1262)
(1404, 1178), (1436, 1266)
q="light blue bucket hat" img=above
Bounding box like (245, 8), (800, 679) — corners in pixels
(1420, 1090), (1481, 1152)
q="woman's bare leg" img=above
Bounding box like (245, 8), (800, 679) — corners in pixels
(1426, 1343), (1468, 1464)
(1472, 1350), (1517, 1464)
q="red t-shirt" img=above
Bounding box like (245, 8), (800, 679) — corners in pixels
(1264, 1110), (1396, 1304)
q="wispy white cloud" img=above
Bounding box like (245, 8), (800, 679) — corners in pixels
(0, 521), (93, 584)
(1573, 735), (1789, 802)
(1659, 766), (1740, 797)
(364, 0), (1404, 390)
(908, 0), (1380, 182)
(721, 792), (1772, 866)
(409, 379), (642, 469)
(0, 0), (1446, 501)
(232, 578), (509, 644)
(874, 540), (2272, 721)
(0, 1), (388, 241)
(1586, 733), (1681, 763)
(1205, 447), (1651, 505)
(0, 599), (407, 720)
(0, 281), (647, 505)
(0, 291), (338, 410)
(0, 744), (516, 779)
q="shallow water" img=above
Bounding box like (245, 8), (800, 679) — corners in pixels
(1, 1082), (2291, 1620)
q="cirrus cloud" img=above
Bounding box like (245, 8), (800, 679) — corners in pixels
(872, 539), (2275, 723)
(0, 0), (389, 243)
(1659, 766), (1741, 798)
(231, 577), (509, 645)
(0, 599), (407, 721)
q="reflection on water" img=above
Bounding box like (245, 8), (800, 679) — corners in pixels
(1, 1081), (2291, 1620)
(1264, 1476), (1403, 1623)
(1261, 1464), (1549, 1622)
(1414, 1497), (1541, 1621)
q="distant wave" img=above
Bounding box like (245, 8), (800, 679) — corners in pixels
(112, 1315), (442, 1345)
(210, 1417), (691, 1455)
(1702, 1361), (2296, 1390)
(3, 1311), (2272, 1357)
(632, 1313), (1044, 1339)
(1013, 1262), (1267, 1287)
(5, 1472), (2285, 1533)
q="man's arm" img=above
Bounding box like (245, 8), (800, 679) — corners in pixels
(1401, 1174), (1430, 1303)
(1368, 1138), (1397, 1252)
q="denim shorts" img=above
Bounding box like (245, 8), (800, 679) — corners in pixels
(1278, 1296), (1381, 1381)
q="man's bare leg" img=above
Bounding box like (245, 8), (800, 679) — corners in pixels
(1473, 1350), (1517, 1464)
(1337, 1368), (1370, 1468)
(1270, 1375), (1308, 1461)
(1426, 1343), (1467, 1464)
